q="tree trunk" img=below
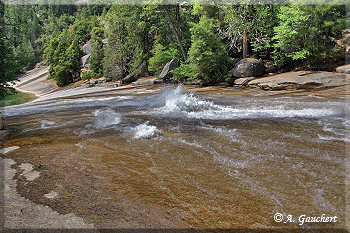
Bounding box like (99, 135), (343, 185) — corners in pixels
(176, 4), (182, 40)
(243, 7), (248, 59)
(243, 27), (247, 59)
(162, 5), (187, 61)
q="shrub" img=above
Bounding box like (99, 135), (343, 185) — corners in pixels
(81, 71), (99, 81)
(174, 16), (230, 84)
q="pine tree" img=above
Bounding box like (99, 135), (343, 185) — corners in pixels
(52, 39), (82, 87)
(272, 5), (346, 70)
(90, 27), (104, 76)
(175, 16), (229, 84)
(0, 0), (18, 97)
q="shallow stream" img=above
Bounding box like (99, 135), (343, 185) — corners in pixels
(2, 86), (349, 228)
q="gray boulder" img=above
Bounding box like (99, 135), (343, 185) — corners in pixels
(159, 59), (179, 81)
(122, 72), (139, 84)
(82, 41), (93, 55)
(105, 65), (127, 81)
(248, 71), (349, 90)
(232, 58), (266, 78)
(189, 79), (202, 85)
(336, 64), (350, 74)
(105, 76), (113, 82)
(234, 77), (257, 86)
(153, 79), (163, 84)
(72, 71), (81, 82)
(80, 54), (91, 68)
(136, 61), (148, 77)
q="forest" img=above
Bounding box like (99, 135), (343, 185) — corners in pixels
(0, 1), (348, 96)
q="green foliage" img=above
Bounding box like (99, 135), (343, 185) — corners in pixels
(148, 43), (179, 76)
(4, 5), (42, 72)
(0, 89), (36, 107)
(2, 2), (348, 93)
(221, 5), (277, 57)
(81, 71), (99, 81)
(90, 26), (104, 76)
(103, 5), (141, 79)
(0, 1), (18, 97)
(49, 39), (82, 87)
(272, 5), (346, 70)
(71, 15), (98, 44)
(174, 16), (229, 83)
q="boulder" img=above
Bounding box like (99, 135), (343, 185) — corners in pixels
(80, 54), (91, 68)
(232, 58), (266, 78)
(153, 79), (163, 84)
(72, 71), (81, 82)
(105, 65), (127, 81)
(82, 41), (93, 55)
(247, 71), (349, 90)
(105, 76), (113, 82)
(336, 64), (350, 74)
(189, 79), (202, 85)
(159, 59), (179, 81)
(136, 61), (148, 77)
(132, 78), (157, 86)
(234, 77), (257, 86)
(97, 77), (105, 83)
(122, 72), (139, 84)
(35, 62), (45, 69)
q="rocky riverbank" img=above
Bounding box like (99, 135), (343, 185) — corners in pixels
(12, 64), (350, 103)
(0, 131), (96, 231)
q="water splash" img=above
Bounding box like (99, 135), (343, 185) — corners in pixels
(134, 122), (160, 139)
(94, 108), (122, 128)
(153, 86), (343, 120)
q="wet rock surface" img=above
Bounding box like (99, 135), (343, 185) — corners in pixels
(247, 71), (349, 90)
(1, 157), (95, 229)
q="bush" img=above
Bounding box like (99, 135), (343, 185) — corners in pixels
(149, 43), (179, 76)
(49, 39), (82, 87)
(174, 16), (230, 84)
(272, 5), (346, 70)
(81, 71), (99, 81)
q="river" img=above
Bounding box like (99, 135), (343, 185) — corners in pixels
(2, 85), (349, 229)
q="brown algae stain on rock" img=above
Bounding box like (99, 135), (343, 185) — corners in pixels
(4, 136), (54, 147)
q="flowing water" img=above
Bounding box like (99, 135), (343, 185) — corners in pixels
(2, 86), (349, 229)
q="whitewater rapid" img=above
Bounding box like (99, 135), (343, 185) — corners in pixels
(2, 85), (349, 228)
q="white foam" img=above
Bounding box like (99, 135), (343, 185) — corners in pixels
(318, 134), (350, 143)
(94, 109), (121, 128)
(40, 120), (55, 129)
(134, 122), (160, 139)
(153, 86), (343, 120)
